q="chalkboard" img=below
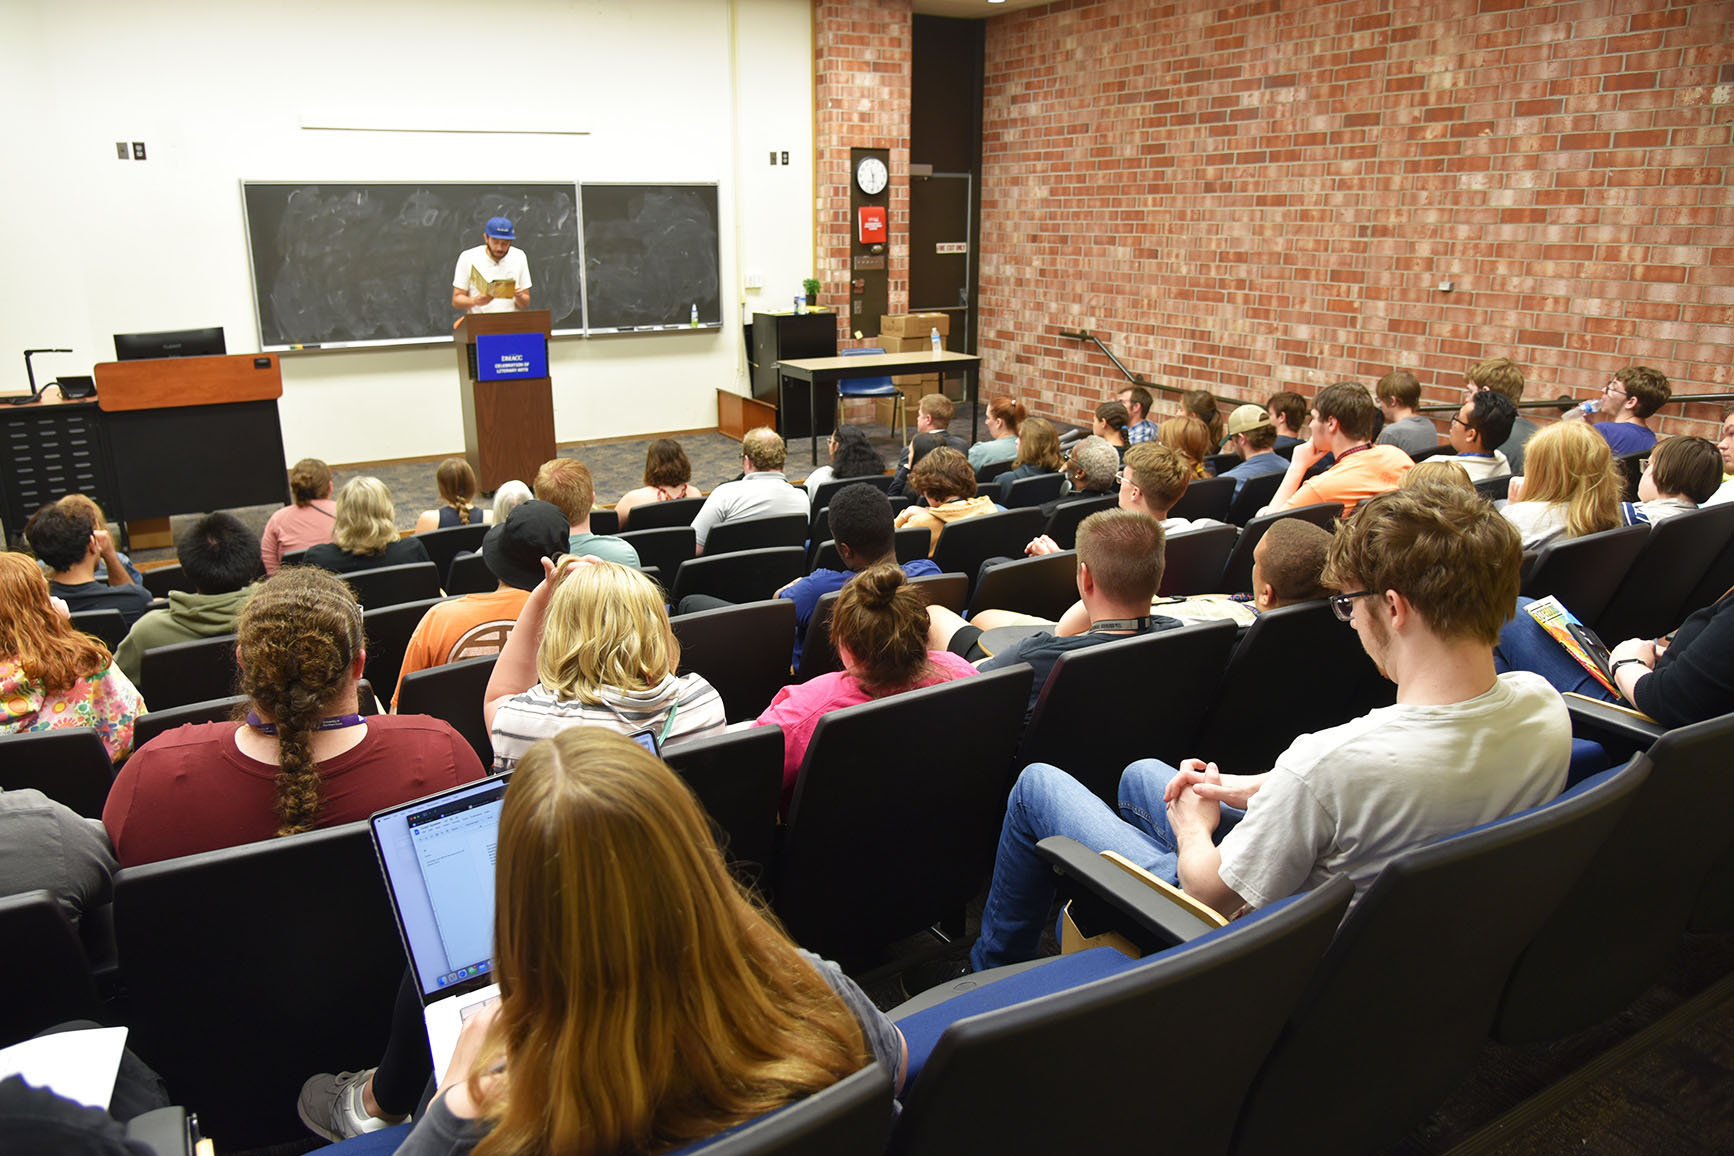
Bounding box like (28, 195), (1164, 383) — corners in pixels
(242, 182), (583, 349)
(580, 184), (722, 333)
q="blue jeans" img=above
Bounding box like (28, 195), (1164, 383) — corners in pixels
(1493, 597), (1618, 702)
(970, 760), (1245, 970)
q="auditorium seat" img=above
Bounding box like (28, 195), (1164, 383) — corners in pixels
(396, 654), (497, 769)
(1166, 475), (1234, 524)
(669, 599), (797, 723)
(1218, 503), (1338, 595)
(661, 724), (784, 889)
(618, 495), (706, 531)
(140, 635), (240, 710)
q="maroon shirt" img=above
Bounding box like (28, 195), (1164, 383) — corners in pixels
(104, 715), (485, 867)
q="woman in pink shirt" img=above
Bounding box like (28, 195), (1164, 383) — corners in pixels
(261, 458), (337, 573)
(756, 563), (977, 813)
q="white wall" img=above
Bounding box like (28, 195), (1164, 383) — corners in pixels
(2, 0), (815, 466)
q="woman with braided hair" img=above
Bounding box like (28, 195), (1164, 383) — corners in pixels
(103, 568), (485, 867)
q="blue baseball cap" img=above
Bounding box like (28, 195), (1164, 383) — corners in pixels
(484, 216), (516, 241)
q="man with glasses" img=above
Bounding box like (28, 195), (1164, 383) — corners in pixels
(1026, 441), (1220, 557)
(969, 484), (1570, 970)
(1437, 390), (1517, 482)
(1263, 382), (1413, 517)
(1565, 365), (1671, 457)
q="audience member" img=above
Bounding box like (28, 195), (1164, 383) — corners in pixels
(1158, 414), (1211, 477)
(1185, 389), (1225, 449)
(0, 787), (114, 926)
(485, 560), (726, 771)
(970, 484), (1569, 969)
(56, 494), (145, 586)
(1265, 382), (1413, 516)
(103, 568), (484, 867)
(803, 425), (886, 496)
(1118, 386), (1156, 444)
(303, 477), (433, 575)
(1401, 459), (1476, 493)
(916, 393), (968, 451)
(1374, 370), (1438, 457)
(890, 432), (946, 499)
(1266, 390), (1309, 452)
(114, 513), (260, 685)
(1218, 404), (1289, 498)
(534, 458), (640, 565)
(1702, 409), (1734, 507)
(614, 439), (702, 527)
(1437, 389), (1517, 481)
(967, 396), (1026, 470)
(1027, 441), (1217, 558)
(23, 501), (153, 627)
(490, 479), (532, 523)
(325, 727), (901, 1153)
(1568, 365), (1672, 457)
(391, 500), (571, 709)
(691, 427), (810, 552)
(1094, 401), (1130, 457)
(1634, 435), (1722, 524)
(1061, 435), (1120, 500)
(894, 446), (997, 555)
(928, 509), (1181, 718)
(757, 563), (977, 811)
(262, 458), (338, 574)
(1501, 421), (1636, 549)
(0, 553), (143, 762)
(1465, 357), (1538, 473)
(415, 457), (485, 532)
(997, 417), (1065, 502)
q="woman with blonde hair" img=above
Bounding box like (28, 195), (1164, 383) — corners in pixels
(996, 417), (1065, 503)
(615, 439), (702, 527)
(1501, 421), (1640, 549)
(1400, 458), (1476, 493)
(1159, 414), (1213, 478)
(262, 458), (338, 574)
(967, 396), (1026, 471)
(372, 727), (902, 1156)
(415, 457), (486, 532)
(757, 563), (978, 812)
(102, 567), (485, 867)
(0, 552), (143, 761)
(303, 476), (432, 575)
(485, 559), (726, 771)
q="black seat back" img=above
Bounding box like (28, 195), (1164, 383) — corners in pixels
(966, 551), (1079, 620)
(444, 550), (494, 595)
(1520, 522), (1651, 624)
(975, 459), (1015, 484)
(133, 696), (247, 751)
(619, 526), (699, 585)
(1473, 474), (1512, 502)
(362, 596), (448, 704)
(706, 513), (811, 556)
(1595, 503), (1734, 642)
(670, 599), (797, 723)
(671, 547), (807, 607)
(141, 563), (195, 599)
(1041, 495), (1117, 549)
(1226, 471), (1286, 526)
(1001, 472), (1066, 509)
(698, 1065), (894, 1156)
(812, 527), (929, 572)
(775, 665), (1035, 962)
(1167, 475), (1234, 523)
(589, 508), (619, 536)
(1218, 503), (1338, 595)
(396, 654), (498, 769)
(1158, 523), (1238, 596)
(662, 724), (784, 889)
(413, 523), (490, 587)
(0, 890), (99, 1048)
(930, 508), (1045, 598)
(68, 608), (127, 652)
(619, 495), (707, 530)
(810, 473), (892, 513)
(1017, 621), (1239, 806)
(139, 633), (240, 710)
(112, 823), (404, 1148)
(340, 561), (443, 609)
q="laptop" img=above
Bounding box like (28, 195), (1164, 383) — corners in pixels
(369, 730), (664, 1080)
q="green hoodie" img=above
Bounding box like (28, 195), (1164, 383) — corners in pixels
(114, 585), (256, 687)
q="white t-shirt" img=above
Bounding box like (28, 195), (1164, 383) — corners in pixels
(1435, 451), (1510, 482)
(452, 244), (533, 314)
(1501, 501), (1571, 550)
(1216, 671), (1569, 910)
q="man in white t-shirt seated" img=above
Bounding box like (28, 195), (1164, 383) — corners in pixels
(690, 427), (811, 552)
(1434, 389), (1516, 482)
(970, 482), (1571, 970)
(452, 216), (532, 314)
(1023, 441), (1219, 557)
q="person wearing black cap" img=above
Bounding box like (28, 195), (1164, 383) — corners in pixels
(451, 215), (532, 314)
(390, 499), (569, 710)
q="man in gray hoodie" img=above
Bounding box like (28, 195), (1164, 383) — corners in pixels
(115, 513), (260, 685)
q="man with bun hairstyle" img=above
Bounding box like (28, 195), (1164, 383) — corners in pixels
(970, 484), (1570, 969)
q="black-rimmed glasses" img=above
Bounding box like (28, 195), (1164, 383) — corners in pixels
(1329, 590), (1375, 622)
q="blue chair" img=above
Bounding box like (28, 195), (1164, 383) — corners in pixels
(837, 347), (908, 448)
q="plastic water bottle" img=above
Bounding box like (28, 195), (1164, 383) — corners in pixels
(930, 327), (942, 356)
(690, 303), (699, 327)
(795, 294), (804, 315)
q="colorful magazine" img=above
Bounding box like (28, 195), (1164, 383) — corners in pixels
(1524, 595), (1618, 696)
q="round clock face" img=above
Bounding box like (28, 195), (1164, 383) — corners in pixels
(856, 156), (888, 196)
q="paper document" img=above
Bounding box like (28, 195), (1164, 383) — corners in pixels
(469, 267), (516, 299)
(0, 1025), (128, 1109)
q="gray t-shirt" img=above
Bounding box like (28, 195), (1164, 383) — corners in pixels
(0, 788), (116, 925)
(1376, 414), (1439, 457)
(390, 949), (901, 1156)
(567, 532), (641, 567)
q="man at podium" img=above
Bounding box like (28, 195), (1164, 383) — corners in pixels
(452, 216), (532, 314)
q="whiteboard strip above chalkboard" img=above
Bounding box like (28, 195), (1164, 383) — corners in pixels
(298, 111), (589, 136)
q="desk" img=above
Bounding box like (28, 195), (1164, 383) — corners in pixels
(775, 351), (983, 465)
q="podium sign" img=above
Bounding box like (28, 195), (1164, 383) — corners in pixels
(454, 311), (555, 490)
(476, 332), (547, 382)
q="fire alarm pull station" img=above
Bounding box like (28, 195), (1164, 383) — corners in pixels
(857, 206), (887, 245)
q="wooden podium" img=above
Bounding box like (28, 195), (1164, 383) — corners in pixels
(454, 311), (556, 491)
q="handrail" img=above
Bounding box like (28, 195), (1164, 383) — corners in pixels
(1420, 392), (1734, 416)
(1057, 330), (1178, 396)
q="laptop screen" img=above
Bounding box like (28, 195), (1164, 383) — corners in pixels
(372, 775), (510, 1000)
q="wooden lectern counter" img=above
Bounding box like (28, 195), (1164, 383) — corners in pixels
(454, 311), (556, 492)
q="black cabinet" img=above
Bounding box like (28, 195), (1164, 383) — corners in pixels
(750, 312), (838, 441)
(0, 401), (115, 549)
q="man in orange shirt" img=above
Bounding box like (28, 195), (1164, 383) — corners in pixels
(1263, 382), (1413, 517)
(391, 500), (569, 710)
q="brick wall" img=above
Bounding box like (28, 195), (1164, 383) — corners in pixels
(977, 0), (1734, 437)
(814, 0), (913, 347)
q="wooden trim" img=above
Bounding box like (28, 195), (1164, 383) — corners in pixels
(94, 355), (283, 412)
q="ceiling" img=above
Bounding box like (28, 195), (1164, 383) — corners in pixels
(912, 0), (1054, 19)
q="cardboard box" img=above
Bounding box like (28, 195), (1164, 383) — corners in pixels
(880, 312), (951, 338)
(891, 372), (940, 387)
(880, 335), (930, 354)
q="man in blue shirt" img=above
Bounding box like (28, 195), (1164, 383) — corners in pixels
(1217, 404), (1290, 498)
(1118, 386), (1156, 445)
(1568, 365), (1671, 457)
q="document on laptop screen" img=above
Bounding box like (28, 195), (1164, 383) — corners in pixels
(408, 796), (501, 977)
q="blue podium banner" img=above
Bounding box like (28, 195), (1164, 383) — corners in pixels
(476, 332), (547, 382)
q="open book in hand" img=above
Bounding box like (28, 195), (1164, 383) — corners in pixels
(1525, 595), (1618, 696)
(469, 267), (516, 300)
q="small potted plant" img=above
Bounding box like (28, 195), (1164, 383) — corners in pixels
(802, 278), (820, 307)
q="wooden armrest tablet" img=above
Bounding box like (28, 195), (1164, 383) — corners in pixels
(1563, 691), (1663, 746)
(1038, 836), (1225, 958)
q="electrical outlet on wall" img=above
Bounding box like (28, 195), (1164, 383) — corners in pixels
(131, 142), (146, 160)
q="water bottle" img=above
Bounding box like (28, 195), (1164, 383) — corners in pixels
(930, 327), (942, 356)
(690, 303), (699, 327)
(794, 294), (804, 315)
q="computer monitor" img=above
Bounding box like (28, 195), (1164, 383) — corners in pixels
(112, 327), (227, 361)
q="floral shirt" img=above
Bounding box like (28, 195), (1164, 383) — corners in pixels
(0, 658), (145, 762)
